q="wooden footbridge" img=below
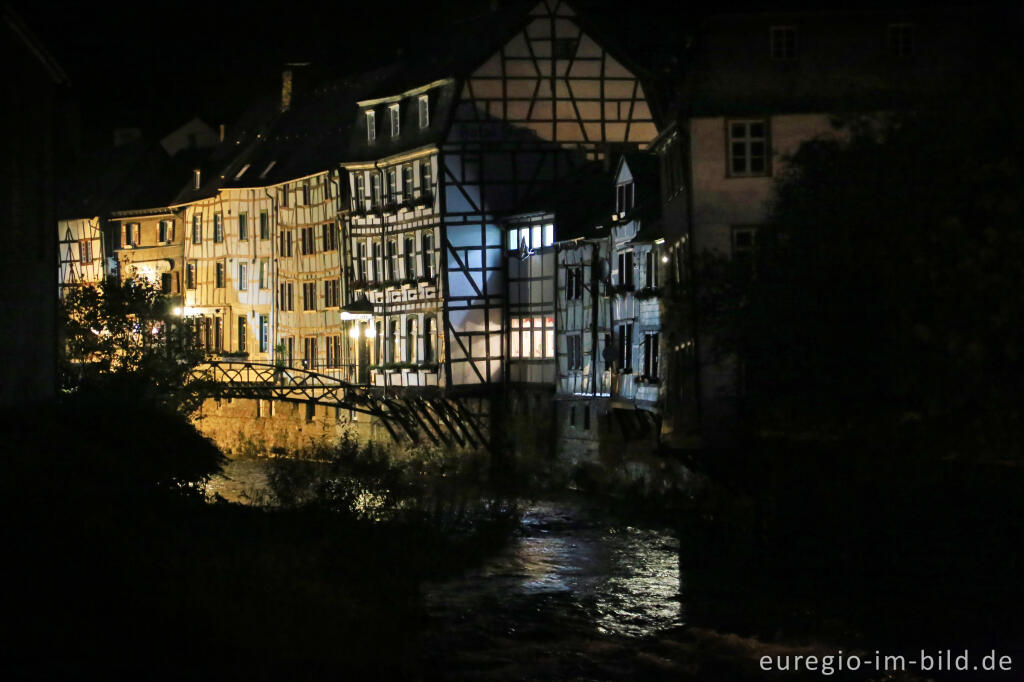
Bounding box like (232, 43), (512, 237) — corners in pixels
(188, 361), (488, 449)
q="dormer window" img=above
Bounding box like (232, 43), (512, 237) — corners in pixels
(418, 95), (429, 129)
(389, 103), (400, 138)
(366, 110), (376, 143)
(616, 182), (634, 216)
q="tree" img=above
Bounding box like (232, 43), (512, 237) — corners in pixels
(727, 97), (1024, 448)
(60, 274), (207, 416)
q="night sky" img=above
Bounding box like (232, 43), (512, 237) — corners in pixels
(12, 0), (686, 155)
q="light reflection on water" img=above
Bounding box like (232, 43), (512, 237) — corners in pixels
(424, 500), (682, 639)
(210, 461), (683, 640)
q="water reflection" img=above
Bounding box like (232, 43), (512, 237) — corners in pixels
(424, 500), (682, 640)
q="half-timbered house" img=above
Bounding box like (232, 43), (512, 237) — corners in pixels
(338, 0), (660, 447)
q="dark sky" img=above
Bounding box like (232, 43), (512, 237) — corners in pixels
(12, 0), (686, 154)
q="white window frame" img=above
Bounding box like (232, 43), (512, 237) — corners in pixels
(366, 110), (376, 143)
(418, 95), (429, 129)
(728, 119), (770, 177)
(389, 103), (400, 138)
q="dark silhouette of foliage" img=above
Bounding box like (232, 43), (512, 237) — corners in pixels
(723, 96), (1024, 447)
(59, 274), (208, 416)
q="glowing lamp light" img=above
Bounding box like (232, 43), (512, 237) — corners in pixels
(172, 306), (183, 316)
(661, 256), (670, 263)
(364, 326), (376, 338)
(349, 326), (361, 339)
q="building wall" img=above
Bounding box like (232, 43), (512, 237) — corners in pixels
(344, 151), (445, 389)
(688, 113), (838, 442)
(114, 211), (185, 301)
(58, 217), (105, 292)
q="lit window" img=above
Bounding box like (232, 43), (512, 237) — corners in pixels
(510, 316), (555, 358)
(770, 26), (797, 60)
(728, 120), (769, 176)
(888, 23), (914, 57)
(366, 110), (376, 143)
(389, 103), (400, 138)
(418, 95), (429, 128)
(79, 239), (92, 264)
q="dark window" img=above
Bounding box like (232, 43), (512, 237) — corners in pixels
(888, 23), (914, 57)
(355, 242), (366, 282)
(553, 38), (578, 60)
(421, 232), (434, 279)
(616, 182), (634, 215)
(423, 316), (435, 363)
(161, 272), (172, 294)
(301, 182), (310, 205)
(728, 120), (769, 176)
(617, 324), (633, 371)
(617, 251), (634, 288)
(215, 317), (223, 352)
(186, 263), (196, 289)
(404, 237), (415, 279)
(279, 282), (294, 311)
(280, 230), (293, 257)
(215, 262), (225, 288)
(259, 211), (269, 239)
(300, 226), (316, 255)
(302, 282), (316, 311)
(324, 279), (339, 307)
(322, 223), (337, 251)
(770, 26), (797, 60)
(259, 315), (269, 352)
(568, 333), (583, 370)
(402, 164), (413, 202)
(304, 337), (318, 370)
(238, 316), (247, 353)
(420, 159), (432, 193)
(390, 320), (399, 362)
(644, 332), (660, 379)
(238, 213), (248, 240)
(732, 226), (758, 258)
(386, 240), (397, 282)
